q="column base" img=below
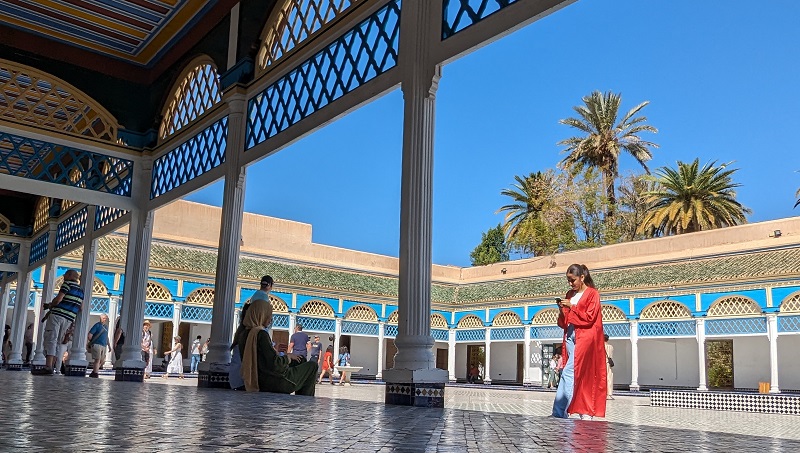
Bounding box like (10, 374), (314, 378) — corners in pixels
(384, 368), (448, 408)
(114, 367), (145, 382)
(769, 386), (781, 394)
(5, 360), (23, 371)
(629, 384), (640, 392)
(482, 379), (492, 385)
(30, 363), (49, 374)
(198, 362), (231, 389)
(697, 385), (708, 392)
(65, 363), (88, 377)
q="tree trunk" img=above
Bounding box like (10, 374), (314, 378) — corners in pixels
(603, 170), (616, 222)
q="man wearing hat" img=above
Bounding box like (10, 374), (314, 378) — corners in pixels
(250, 275), (273, 304)
(308, 335), (322, 364)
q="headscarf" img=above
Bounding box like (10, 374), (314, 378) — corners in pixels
(241, 299), (272, 392)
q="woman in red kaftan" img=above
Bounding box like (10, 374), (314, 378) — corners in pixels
(551, 264), (607, 419)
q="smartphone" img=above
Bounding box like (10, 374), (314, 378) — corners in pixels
(554, 297), (562, 304)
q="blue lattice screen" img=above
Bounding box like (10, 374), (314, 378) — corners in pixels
(705, 317), (767, 335)
(432, 329), (449, 342)
(297, 316), (335, 332)
(604, 323), (631, 338)
(342, 321), (378, 336)
(182, 305), (213, 322)
(246, 0), (401, 149)
(150, 117), (228, 199)
(442, 0), (519, 39)
(0, 241), (20, 264)
(7, 289), (36, 308)
(273, 314), (290, 328)
(639, 320), (696, 337)
(455, 329), (485, 342)
(55, 206), (88, 250)
(385, 325), (398, 337)
(531, 326), (563, 339)
(90, 297), (110, 314)
(0, 131), (133, 195)
(491, 327), (523, 341)
(94, 206), (127, 231)
(778, 316), (800, 333)
(144, 301), (174, 319)
(29, 233), (48, 266)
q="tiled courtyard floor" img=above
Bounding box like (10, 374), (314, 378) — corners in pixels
(1, 371), (797, 452)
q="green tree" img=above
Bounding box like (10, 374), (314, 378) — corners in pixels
(497, 171), (558, 241)
(558, 91), (659, 222)
(616, 173), (657, 241)
(640, 159), (752, 235)
(469, 224), (509, 266)
(795, 186), (800, 208)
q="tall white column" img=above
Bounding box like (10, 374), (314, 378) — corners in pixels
(483, 328), (492, 384)
(67, 234), (99, 373)
(8, 242), (32, 367)
(333, 317), (342, 377)
(630, 320), (640, 391)
(288, 313), (297, 337)
(447, 329), (456, 382)
(0, 282), (8, 350)
(376, 322), (385, 380)
(105, 296), (118, 369)
(696, 318), (707, 391)
(201, 90), (247, 386)
(767, 314), (780, 393)
(172, 303), (181, 340)
(28, 290), (41, 363)
(523, 325), (532, 385)
(33, 222), (58, 368)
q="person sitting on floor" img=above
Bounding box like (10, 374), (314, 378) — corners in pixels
(236, 299), (317, 395)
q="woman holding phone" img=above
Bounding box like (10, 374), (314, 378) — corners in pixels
(551, 264), (607, 420)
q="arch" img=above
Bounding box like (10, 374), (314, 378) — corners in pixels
(706, 296), (762, 317)
(601, 305), (628, 322)
(492, 311), (522, 327)
(91, 278), (108, 296)
(33, 197), (51, 233)
(0, 213), (9, 234)
(0, 58), (119, 142)
(159, 57), (222, 140)
(146, 281), (173, 301)
(780, 292), (800, 313)
(345, 305), (378, 322)
(257, 0), (360, 71)
(640, 300), (692, 320)
(457, 315), (484, 329)
(269, 295), (289, 313)
(387, 310), (398, 325)
(431, 313), (449, 329)
(298, 300), (335, 317)
(532, 308), (559, 325)
(185, 287), (215, 306)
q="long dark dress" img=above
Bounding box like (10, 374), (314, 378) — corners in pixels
(235, 327), (317, 396)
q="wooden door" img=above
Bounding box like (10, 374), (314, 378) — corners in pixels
(436, 348), (448, 370)
(516, 344), (524, 383)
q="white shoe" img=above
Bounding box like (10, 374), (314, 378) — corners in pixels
(579, 414), (594, 420)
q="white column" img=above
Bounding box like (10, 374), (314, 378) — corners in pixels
(203, 90), (247, 373)
(630, 320), (640, 391)
(523, 324), (532, 385)
(105, 296), (118, 369)
(483, 327), (492, 384)
(767, 314), (780, 393)
(696, 318), (707, 391)
(447, 329), (456, 383)
(28, 290), (41, 363)
(172, 303), (181, 340)
(33, 222), (58, 366)
(8, 242), (32, 366)
(376, 322), (385, 380)
(333, 317), (342, 377)
(0, 282), (8, 350)
(67, 234), (99, 369)
(288, 313), (297, 337)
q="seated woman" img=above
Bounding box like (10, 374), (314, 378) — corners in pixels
(236, 299), (317, 395)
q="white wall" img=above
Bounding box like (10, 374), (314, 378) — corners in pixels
(608, 340), (631, 388)
(732, 337), (770, 389)
(489, 342), (518, 382)
(350, 336), (378, 376)
(638, 338), (699, 388)
(779, 335), (800, 391)
(455, 344), (471, 379)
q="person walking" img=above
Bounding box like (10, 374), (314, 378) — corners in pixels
(605, 334), (614, 400)
(190, 335), (202, 373)
(317, 345), (335, 384)
(551, 264), (607, 420)
(164, 336), (184, 379)
(38, 269), (84, 375)
(87, 314), (110, 378)
(547, 354), (559, 389)
(24, 323), (34, 365)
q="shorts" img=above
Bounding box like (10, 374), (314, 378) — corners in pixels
(43, 315), (73, 357)
(91, 344), (107, 362)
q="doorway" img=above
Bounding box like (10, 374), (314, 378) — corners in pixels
(706, 339), (734, 389)
(436, 348), (448, 370)
(516, 344), (524, 383)
(466, 345), (485, 382)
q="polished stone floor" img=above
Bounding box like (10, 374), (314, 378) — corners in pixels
(1, 370), (798, 452)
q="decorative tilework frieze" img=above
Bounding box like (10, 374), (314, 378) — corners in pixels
(455, 329), (485, 342)
(297, 316), (335, 332)
(442, 0), (520, 39)
(144, 302), (173, 319)
(651, 390), (800, 416)
(638, 320), (696, 337)
(705, 317), (767, 335)
(342, 320), (378, 336)
(491, 327), (523, 341)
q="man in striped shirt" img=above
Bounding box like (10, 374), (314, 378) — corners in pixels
(38, 269), (84, 375)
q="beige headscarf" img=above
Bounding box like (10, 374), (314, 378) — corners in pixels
(241, 299), (273, 392)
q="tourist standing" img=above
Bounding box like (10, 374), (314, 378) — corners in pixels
(250, 275), (273, 303)
(552, 264), (606, 419)
(337, 346), (351, 385)
(201, 338), (210, 362)
(547, 354), (559, 389)
(190, 335), (202, 373)
(308, 335), (322, 364)
(164, 336), (184, 379)
(605, 334), (614, 400)
(39, 269), (84, 375)
(24, 323), (34, 365)
(87, 314), (110, 378)
(112, 316), (125, 362)
(288, 324), (310, 358)
(2, 324), (10, 367)
(468, 364), (479, 384)
(141, 320), (153, 379)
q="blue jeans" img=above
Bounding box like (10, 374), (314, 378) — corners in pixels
(552, 327), (576, 418)
(190, 354), (201, 373)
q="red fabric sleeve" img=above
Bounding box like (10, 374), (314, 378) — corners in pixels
(567, 288), (600, 328)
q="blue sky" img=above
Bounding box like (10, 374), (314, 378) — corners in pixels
(187, 0), (800, 267)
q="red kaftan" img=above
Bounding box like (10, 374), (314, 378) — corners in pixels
(558, 286), (607, 418)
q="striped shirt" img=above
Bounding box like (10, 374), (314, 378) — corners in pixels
(51, 280), (84, 322)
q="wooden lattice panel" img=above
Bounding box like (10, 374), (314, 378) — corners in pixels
(257, 0), (360, 71)
(492, 311), (522, 327)
(159, 61), (221, 140)
(602, 305), (628, 322)
(270, 295), (289, 313)
(640, 301), (692, 320)
(186, 288), (215, 306)
(345, 305), (378, 322)
(299, 300), (334, 317)
(387, 311), (398, 324)
(92, 278), (107, 296)
(533, 308), (559, 325)
(33, 197), (50, 232)
(780, 293), (800, 313)
(431, 313), (448, 329)
(0, 59), (118, 142)
(707, 296), (762, 317)
(0, 213), (9, 234)
(146, 282), (172, 301)
(457, 315), (484, 329)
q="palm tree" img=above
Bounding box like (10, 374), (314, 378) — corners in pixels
(558, 91), (658, 222)
(795, 186), (800, 208)
(497, 171), (557, 240)
(639, 159), (751, 235)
